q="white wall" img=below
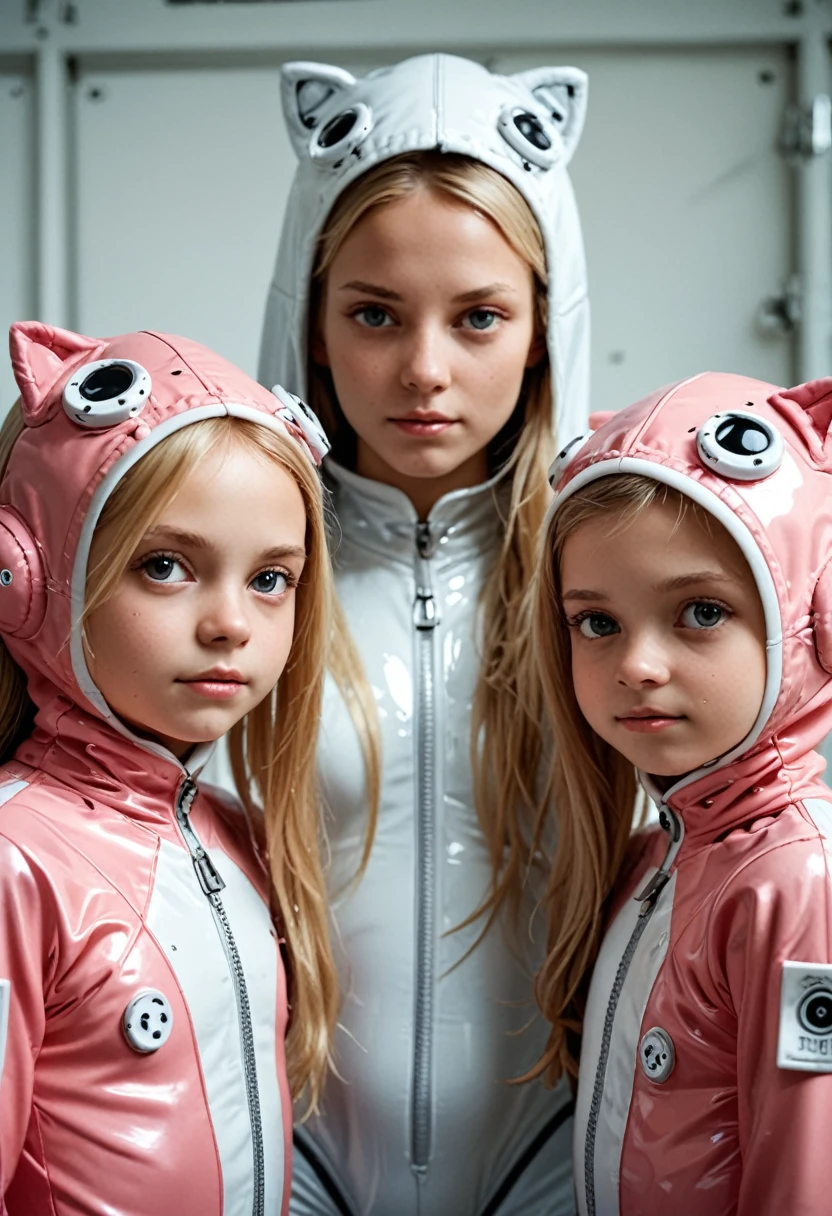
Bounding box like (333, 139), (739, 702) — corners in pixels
(1, 0), (830, 415)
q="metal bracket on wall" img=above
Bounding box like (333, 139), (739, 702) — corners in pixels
(23, 0), (77, 26)
(780, 94), (832, 159)
(757, 274), (802, 336)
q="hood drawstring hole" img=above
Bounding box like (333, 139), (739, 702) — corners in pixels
(0, 570), (12, 586)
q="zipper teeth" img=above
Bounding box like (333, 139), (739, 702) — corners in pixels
(411, 522), (437, 1172)
(212, 891), (266, 1216)
(175, 780), (265, 1216)
(583, 902), (658, 1216)
(412, 625), (436, 1169)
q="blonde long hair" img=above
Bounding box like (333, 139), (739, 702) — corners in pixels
(309, 151), (555, 930)
(532, 475), (699, 1084)
(0, 405), (337, 1111)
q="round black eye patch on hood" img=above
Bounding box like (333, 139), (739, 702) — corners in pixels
(697, 409), (784, 481)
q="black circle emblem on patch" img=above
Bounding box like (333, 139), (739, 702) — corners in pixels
(513, 112), (551, 151)
(318, 109), (358, 149)
(799, 990), (832, 1036)
(79, 364), (135, 402)
(714, 417), (771, 456)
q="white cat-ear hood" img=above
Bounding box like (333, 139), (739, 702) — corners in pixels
(260, 53), (590, 447)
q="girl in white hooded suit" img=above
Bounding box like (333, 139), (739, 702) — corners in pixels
(256, 53), (590, 1216)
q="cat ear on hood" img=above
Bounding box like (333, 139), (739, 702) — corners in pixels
(768, 377), (832, 469)
(9, 322), (101, 427)
(512, 66), (588, 164)
(280, 61), (358, 159)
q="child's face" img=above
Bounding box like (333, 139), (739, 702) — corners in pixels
(84, 442), (307, 760)
(316, 186), (541, 509)
(559, 497), (767, 779)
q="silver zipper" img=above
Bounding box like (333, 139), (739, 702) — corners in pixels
(583, 806), (681, 1216)
(175, 777), (266, 1216)
(411, 520), (439, 1175)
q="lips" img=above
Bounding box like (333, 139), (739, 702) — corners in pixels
(394, 411), (454, 424)
(177, 670), (248, 702)
(616, 707), (685, 734)
(391, 411), (456, 436)
(180, 668), (246, 685)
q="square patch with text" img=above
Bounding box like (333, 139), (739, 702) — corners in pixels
(778, 961), (832, 1072)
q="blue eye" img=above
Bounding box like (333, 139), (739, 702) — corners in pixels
(466, 309), (498, 331)
(681, 601), (727, 629)
(577, 612), (619, 639)
(355, 305), (391, 329)
(252, 570), (289, 595)
(143, 555), (187, 583)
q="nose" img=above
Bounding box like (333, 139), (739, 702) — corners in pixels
(400, 323), (452, 396)
(616, 628), (671, 689)
(196, 584), (251, 649)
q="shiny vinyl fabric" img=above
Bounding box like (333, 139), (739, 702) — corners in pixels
(205, 460), (577, 1215)
(248, 51), (592, 1215)
(550, 373), (832, 1216)
(0, 714), (289, 1216)
(299, 463), (575, 1215)
(0, 323), (320, 1215)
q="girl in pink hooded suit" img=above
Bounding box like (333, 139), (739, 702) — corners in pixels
(0, 323), (331, 1216)
(535, 371), (832, 1215)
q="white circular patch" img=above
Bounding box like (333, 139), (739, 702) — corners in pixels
(122, 988), (174, 1054)
(63, 358), (151, 429)
(271, 384), (331, 462)
(498, 104), (559, 169)
(548, 432), (589, 488)
(639, 1026), (675, 1083)
(309, 102), (373, 163)
(696, 409), (784, 482)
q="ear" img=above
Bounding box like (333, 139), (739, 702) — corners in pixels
(769, 378), (832, 468)
(281, 61), (358, 159)
(512, 66), (588, 164)
(9, 322), (100, 427)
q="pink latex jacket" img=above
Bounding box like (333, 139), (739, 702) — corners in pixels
(0, 323), (327, 1216)
(549, 372), (832, 1216)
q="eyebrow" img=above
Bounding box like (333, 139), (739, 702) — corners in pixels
(656, 571), (738, 592)
(561, 588), (609, 603)
(561, 570), (738, 604)
(338, 280), (402, 301)
(337, 279), (517, 304)
(141, 526), (306, 562)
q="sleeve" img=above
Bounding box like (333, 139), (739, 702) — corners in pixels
(710, 832), (832, 1216)
(0, 834), (49, 1197)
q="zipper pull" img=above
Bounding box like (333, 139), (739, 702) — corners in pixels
(634, 802), (682, 910)
(637, 869), (669, 915)
(414, 591), (438, 630)
(194, 849), (226, 896)
(413, 520), (439, 631)
(176, 777), (226, 895)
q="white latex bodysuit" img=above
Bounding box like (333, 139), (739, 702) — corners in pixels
(234, 52), (593, 1215)
(287, 464), (575, 1215)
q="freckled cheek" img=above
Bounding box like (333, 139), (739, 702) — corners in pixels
(93, 599), (185, 678)
(570, 656), (605, 723)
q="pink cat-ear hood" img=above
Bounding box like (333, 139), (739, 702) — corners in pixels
(10, 323), (103, 426)
(1, 324), (328, 730)
(548, 370), (832, 771)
